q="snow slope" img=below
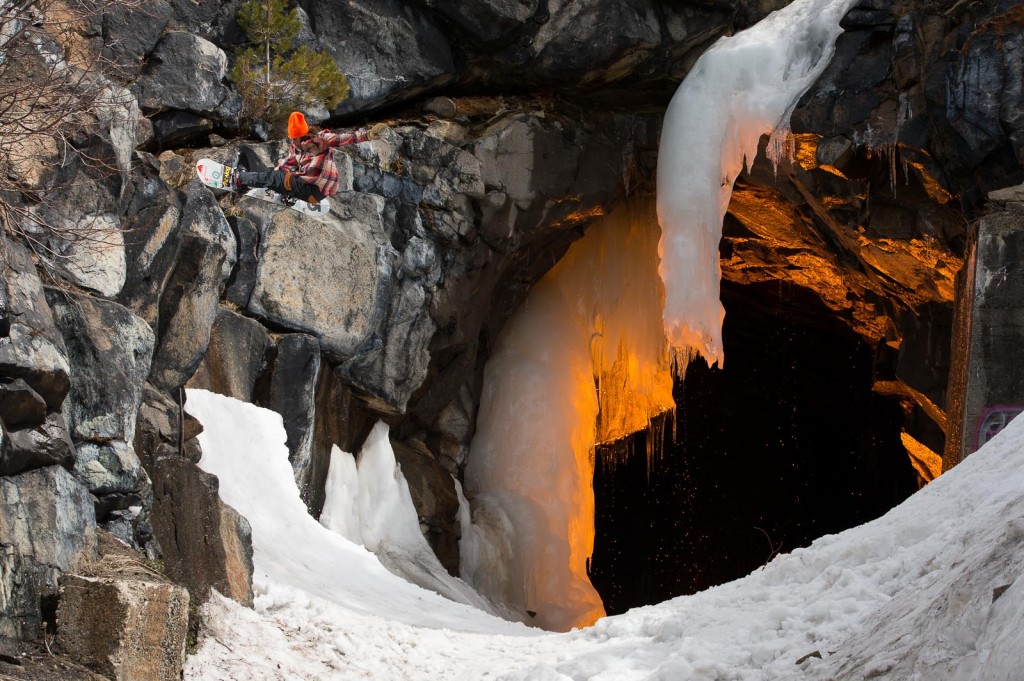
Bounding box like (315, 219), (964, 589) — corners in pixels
(184, 389), (1024, 680)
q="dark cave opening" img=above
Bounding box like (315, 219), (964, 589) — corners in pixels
(590, 280), (920, 616)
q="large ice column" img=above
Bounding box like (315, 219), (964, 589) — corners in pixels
(462, 198), (673, 632)
(657, 0), (860, 366)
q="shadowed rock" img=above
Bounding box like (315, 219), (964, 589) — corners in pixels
(188, 307), (271, 403)
(148, 455), (254, 608)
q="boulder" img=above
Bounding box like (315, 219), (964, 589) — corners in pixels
(0, 239), (71, 411)
(248, 195), (388, 357)
(148, 184), (234, 391)
(45, 291), (155, 444)
(57, 574), (188, 681)
(188, 307), (271, 402)
(179, 180), (237, 281)
(0, 466), (98, 640)
(340, 278), (436, 413)
(0, 379), (47, 430)
(225, 216), (261, 307)
(134, 31), (233, 115)
(149, 455), (254, 607)
(300, 0), (455, 114)
(2, 412), (75, 477)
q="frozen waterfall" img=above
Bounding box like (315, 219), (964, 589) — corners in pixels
(463, 0), (860, 631)
(657, 0), (860, 366)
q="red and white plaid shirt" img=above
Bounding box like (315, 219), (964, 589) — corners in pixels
(276, 128), (368, 196)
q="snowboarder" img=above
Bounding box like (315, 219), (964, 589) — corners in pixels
(233, 111), (388, 207)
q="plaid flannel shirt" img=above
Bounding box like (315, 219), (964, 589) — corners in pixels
(276, 128), (369, 196)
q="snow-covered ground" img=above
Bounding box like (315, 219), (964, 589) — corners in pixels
(184, 389), (1024, 681)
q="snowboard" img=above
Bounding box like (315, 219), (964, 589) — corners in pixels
(195, 158), (331, 219)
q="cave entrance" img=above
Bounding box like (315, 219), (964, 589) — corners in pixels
(590, 279), (919, 615)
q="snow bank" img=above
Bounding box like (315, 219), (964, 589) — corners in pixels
(186, 390), (1024, 680)
(656, 0), (859, 366)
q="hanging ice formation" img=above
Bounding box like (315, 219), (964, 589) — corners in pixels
(656, 0), (860, 367)
(461, 198), (674, 632)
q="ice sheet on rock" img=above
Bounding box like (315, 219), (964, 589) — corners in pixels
(657, 0), (860, 366)
(320, 422), (505, 616)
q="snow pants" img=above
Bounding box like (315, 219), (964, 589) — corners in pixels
(237, 170), (325, 204)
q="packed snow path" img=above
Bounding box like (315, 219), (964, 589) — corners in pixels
(184, 389), (1024, 680)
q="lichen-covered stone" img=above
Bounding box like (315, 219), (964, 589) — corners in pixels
(57, 574), (189, 681)
(46, 290), (155, 444)
(0, 239), (70, 411)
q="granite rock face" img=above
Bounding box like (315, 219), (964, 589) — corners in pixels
(188, 307), (271, 403)
(1, 0), (1022, 649)
(0, 239), (71, 413)
(0, 466), (97, 640)
(134, 32), (234, 117)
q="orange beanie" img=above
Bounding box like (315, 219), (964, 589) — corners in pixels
(287, 111), (309, 139)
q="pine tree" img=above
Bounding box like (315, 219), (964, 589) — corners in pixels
(231, 0), (350, 131)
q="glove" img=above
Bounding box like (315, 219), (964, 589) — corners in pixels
(367, 122), (389, 140)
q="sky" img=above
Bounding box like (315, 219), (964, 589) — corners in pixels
(183, 388), (1024, 681)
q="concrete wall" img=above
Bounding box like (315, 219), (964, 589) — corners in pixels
(945, 207), (1024, 467)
